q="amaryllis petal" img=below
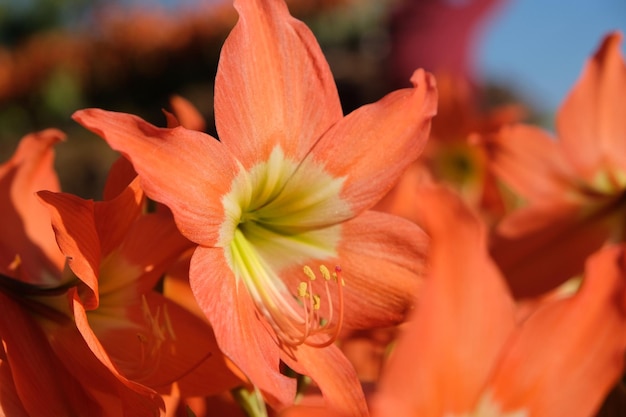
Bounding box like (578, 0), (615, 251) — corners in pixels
(489, 245), (626, 417)
(169, 95), (207, 132)
(373, 186), (516, 417)
(38, 190), (101, 309)
(0, 359), (29, 417)
(0, 129), (65, 284)
(487, 124), (580, 202)
(310, 210), (427, 329)
(215, 0), (342, 166)
(99, 208), (193, 298)
(0, 292), (75, 416)
(102, 156), (139, 201)
(95, 291), (240, 397)
(190, 245), (295, 408)
(280, 405), (341, 417)
(73, 109), (239, 247)
(93, 177), (145, 257)
(58, 289), (165, 416)
(281, 344), (367, 417)
(310, 69), (437, 215)
(558, 32), (626, 177)
(492, 201), (614, 298)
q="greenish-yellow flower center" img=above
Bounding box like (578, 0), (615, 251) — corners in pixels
(220, 146), (351, 347)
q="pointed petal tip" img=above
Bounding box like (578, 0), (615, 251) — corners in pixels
(410, 68), (438, 116)
(31, 128), (66, 145)
(594, 30), (624, 63)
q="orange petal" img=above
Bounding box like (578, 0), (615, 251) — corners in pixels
(281, 344), (368, 417)
(94, 177), (145, 257)
(58, 289), (165, 416)
(0, 292), (75, 416)
(169, 95), (207, 132)
(189, 246), (296, 409)
(102, 156), (138, 201)
(96, 292), (241, 397)
(214, 0), (342, 166)
(314, 210), (427, 329)
(558, 32), (626, 178)
(492, 201), (612, 298)
(309, 69), (437, 215)
(38, 190), (101, 310)
(280, 405), (342, 417)
(372, 186), (516, 417)
(0, 129), (65, 284)
(73, 109), (239, 247)
(489, 245), (626, 417)
(106, 209), (193, 297)
(486, 124), (579, 202)
(0, 359), (29, 416)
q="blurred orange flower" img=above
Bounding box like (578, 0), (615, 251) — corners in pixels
(486, 32), (626, 297)
(371, 186), (626, 417)
(0, 134), (163, 416)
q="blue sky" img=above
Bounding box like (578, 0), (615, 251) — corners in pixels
(477, 0), (626, 113)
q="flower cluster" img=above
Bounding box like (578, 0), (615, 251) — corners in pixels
(1, 1), (626, 417)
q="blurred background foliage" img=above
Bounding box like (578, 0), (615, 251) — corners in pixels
(0, 0), (529, 199)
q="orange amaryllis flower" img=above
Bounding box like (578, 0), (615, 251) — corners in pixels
(0, 138), (163, 415)
(37, 162), (241, 401)
(73, 0), (436, 414)
(371, 186), (626, 417)
(486, 31), (626, 297)
(0, 128), (66, 285)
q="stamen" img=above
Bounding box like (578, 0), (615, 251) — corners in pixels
(303, 265), (316, 281)
(274, 264), (345, 349)
(135, 295), (177, 372)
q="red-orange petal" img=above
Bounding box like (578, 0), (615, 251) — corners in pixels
(372, 186), (516, 417)
(38, 190), (101, 310)
(0, 129), (65, 284)
(489, 245), (626, 417)
(486, 124), (580, 202)
(0, 292), (74, 416)
(214, 0), (342, 167)
(73, 109), (239, 247)
(281, 344), (368, 417)
(558, 32), (626, 178)
(309, 69), (437, 216)
(190, 245), (296, 409)
(313, 210), (427, 329)
(492, 201), (613, 298)
(169, 95), (207, 132)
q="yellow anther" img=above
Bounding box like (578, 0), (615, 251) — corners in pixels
(312, 294), (321, 310)
(319, 264), (331, 280)
(303, 265), (316, 281)
(297, 281), (308, 297)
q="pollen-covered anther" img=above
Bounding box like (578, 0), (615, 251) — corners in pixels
(281, 264), (345, 348)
